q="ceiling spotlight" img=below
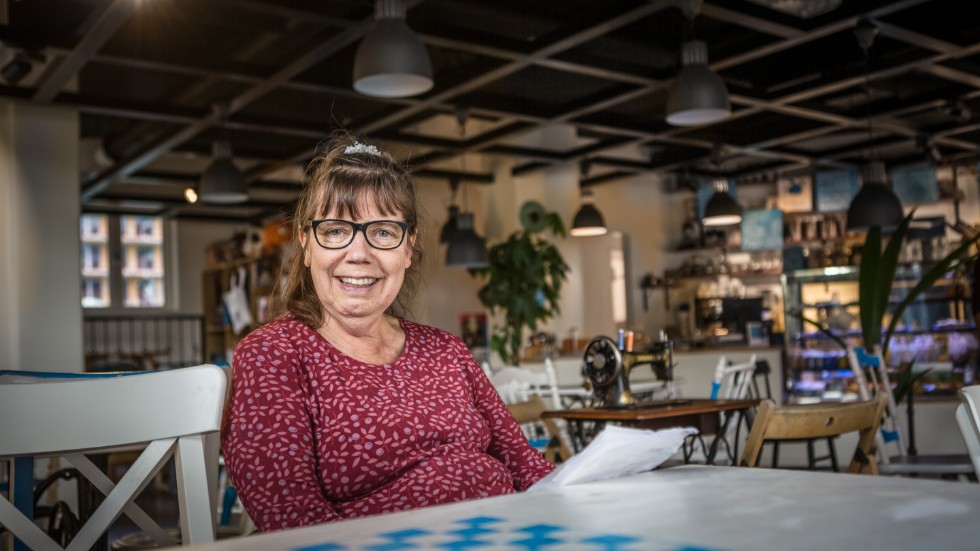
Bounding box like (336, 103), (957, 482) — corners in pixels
(666, 40), (731, 126)
(199, 140), (248, 204)
(183, 187), (198, 204)
(353, 0), (433, 98)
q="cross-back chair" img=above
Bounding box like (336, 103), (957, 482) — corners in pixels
(491, 365), (571, 463)
(505, 395), (572, 463)
(740, 395), (888, 474)
(0, 364), (228, 551)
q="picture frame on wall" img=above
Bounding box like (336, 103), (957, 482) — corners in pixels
(459, 312), (488, 350)
(891, 162), (939, 204)
(813, 169), (860, 212)
(746, 321), (768, 347)
(740, 209), (784, 251)
(776, 175), (813, 213)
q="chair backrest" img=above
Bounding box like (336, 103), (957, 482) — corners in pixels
(0, 364), (228, 550)
(739, 395), (888, 474)
(505, 395), (571, 463)
(491, 364), (562, 410)
(846, 345), (907, 463)
(956, 385), (980, 475)
(710, 354), (758, 400)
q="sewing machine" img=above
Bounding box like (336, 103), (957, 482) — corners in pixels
(581, 331), (677, 408)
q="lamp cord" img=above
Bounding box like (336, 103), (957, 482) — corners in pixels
(864, 48), (875, 162)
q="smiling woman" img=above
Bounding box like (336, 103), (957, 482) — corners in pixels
(221, 136), (555, 533)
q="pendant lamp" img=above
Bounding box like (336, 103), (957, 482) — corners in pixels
(570, 189), (607, 237)
(353, 0), (433, 98)
(446, 212), (488, 268)
(199, 140), (247, 204)
(439, 178), (461, 244)
(702, 178), (741, 227)
(666, 40), (731, 126)
(845, 19), (903, 231)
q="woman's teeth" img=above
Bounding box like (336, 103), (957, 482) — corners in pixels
(340, 277), (376, 286)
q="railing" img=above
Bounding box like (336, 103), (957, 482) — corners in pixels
(82, 314), (204, 371)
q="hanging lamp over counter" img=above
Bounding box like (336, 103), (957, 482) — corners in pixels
(199, 140), (247, 204)
(702, 178), (741, 227)
(446, 212), (488, 268)
(666, 39), (731, 127)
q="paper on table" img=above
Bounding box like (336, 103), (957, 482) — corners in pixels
(527, 425), (697, 492)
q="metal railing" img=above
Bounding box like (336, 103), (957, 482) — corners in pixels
(82, 314), (204, 371)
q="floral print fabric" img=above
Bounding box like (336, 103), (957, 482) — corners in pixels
(222, 313), (554, 532)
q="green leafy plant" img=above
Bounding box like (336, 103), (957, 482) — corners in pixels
(469, 211), (569, 366)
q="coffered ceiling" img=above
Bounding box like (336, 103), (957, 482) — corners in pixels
(2, 0), (979, 222)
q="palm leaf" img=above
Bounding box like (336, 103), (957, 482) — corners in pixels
(799, 315), (848, 349)
(858, 226), (882, 351)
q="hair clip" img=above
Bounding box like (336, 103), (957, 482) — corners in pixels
(344, 142), (381, 156)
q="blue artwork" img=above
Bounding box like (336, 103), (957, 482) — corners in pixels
(697, 178), (737, 220)
(291, 515), (727, 551)
(740, 209), (784, 251)
(891, 162), (938, 205)
(814, 169), (859, 213)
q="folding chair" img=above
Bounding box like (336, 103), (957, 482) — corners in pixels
(848, 346), (974, 478)
(0, 364), (228, 551)
(740, 395), (888, 474)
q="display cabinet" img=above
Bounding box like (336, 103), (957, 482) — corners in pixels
(202, 252), (280, 364)
(782, 265), (975, 403)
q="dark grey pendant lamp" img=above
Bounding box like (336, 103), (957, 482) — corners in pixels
(439, 177), (461, 244)
(846, 19), (903, 231)
(702, 178), (741, 227)
(570, 159), (608, 237)
(353, 0), (433, 98)
(666, 39), (731, 127)
(199, 140), (247, 204)
(445, 110), (488, 268)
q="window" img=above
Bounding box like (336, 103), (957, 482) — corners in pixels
(80, 214), (167, 309)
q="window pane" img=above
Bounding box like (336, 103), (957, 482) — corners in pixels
(121, 215), (166, 308)
(80, 214), (110, 308)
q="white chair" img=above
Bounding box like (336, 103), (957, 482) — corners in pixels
(956, 385), (980, 476)
(684, 355), (758, 465)
(0, 364), (228, 550)
(847, 346), (974, 478)
(491, 363), (571, 461)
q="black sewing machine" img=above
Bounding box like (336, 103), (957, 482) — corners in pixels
(581, 331), (677, 408)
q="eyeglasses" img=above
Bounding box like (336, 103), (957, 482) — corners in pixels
(310, 219), (409, 250)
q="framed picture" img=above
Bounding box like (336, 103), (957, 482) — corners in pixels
(814, 169), (859, 212)
(891, 162), (938, 205)
(776, 175), (813, 213)
(746, 321), (768, 347)
(459, 312), (488, 350)
(740, 209), (784, 251)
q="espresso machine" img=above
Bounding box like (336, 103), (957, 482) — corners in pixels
(581, 331), (677, 408)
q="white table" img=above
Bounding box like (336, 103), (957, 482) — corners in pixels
(188, 466), (980, 550)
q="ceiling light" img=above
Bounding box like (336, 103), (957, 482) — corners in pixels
(702, 178), (742, 226)
(570, 189), (607, 237)
(666, 40), (731, 126)
(353, 0), (433, 98)
(439, 178), (461, 244)
(199, 140), (247, 204)
(846, 161), (903, 231)
(446, 212), (488, 268)
(845, 19), (903, 231)
(183, 187), (198, 204)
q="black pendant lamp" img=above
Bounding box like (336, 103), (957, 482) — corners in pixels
(846, 161), (903, 231)
(702, 178), (741, 226)
(439, 178), (461, 244)
(666, 39), (731, 127)
(353, 0), (433, 98)
(845, 19), (903, 231)
(446, 212), (488, 268)
(570, 189), (607, 237)
(199, 140), (247, 204)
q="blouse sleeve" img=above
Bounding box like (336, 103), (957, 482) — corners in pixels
(457, 343), (556, 490)
(221, 327), (341, 532)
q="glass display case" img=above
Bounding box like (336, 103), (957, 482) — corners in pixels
(782, 265), (975, 403)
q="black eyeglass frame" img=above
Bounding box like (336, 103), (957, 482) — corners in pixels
(309, 219), (410, 250)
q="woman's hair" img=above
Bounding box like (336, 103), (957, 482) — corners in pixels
(273, 135), (422, 329)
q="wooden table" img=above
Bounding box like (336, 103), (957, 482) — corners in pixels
(542, 398), (759, 463)
(182, 466), (980, 550)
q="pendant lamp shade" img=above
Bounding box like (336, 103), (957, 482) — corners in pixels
(570, 189), (607, 237)
(702, 179), (741, 226)
(446, 212), (488, 268)
(439, 204), (460, 244)
(846, 161), (904, 230)
(199, 140), (247, 204)
(353, 0), (433, 98)
(666, 40), (731, 127)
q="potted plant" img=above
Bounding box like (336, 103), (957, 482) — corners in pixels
(469, 202), (570, 366)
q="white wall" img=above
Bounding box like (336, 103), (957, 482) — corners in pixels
(0, 99), (83, 372)
(172, 219), (250, 314)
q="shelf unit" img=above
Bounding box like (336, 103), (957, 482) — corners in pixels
(202, 252), (280, 365)
(782, 264), (974, 403)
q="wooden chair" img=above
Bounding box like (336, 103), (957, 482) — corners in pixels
(0, 364), (228, 550)
(956, 385), (980, 476)
(506, 395), (572, 463)
(740, 395), (888, 474)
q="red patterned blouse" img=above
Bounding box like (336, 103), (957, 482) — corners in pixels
(222, 313), (555, 532)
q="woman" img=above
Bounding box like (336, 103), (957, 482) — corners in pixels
(222, 138), (555, 532)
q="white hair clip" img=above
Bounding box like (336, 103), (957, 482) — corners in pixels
(344, 142), (381, 156)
